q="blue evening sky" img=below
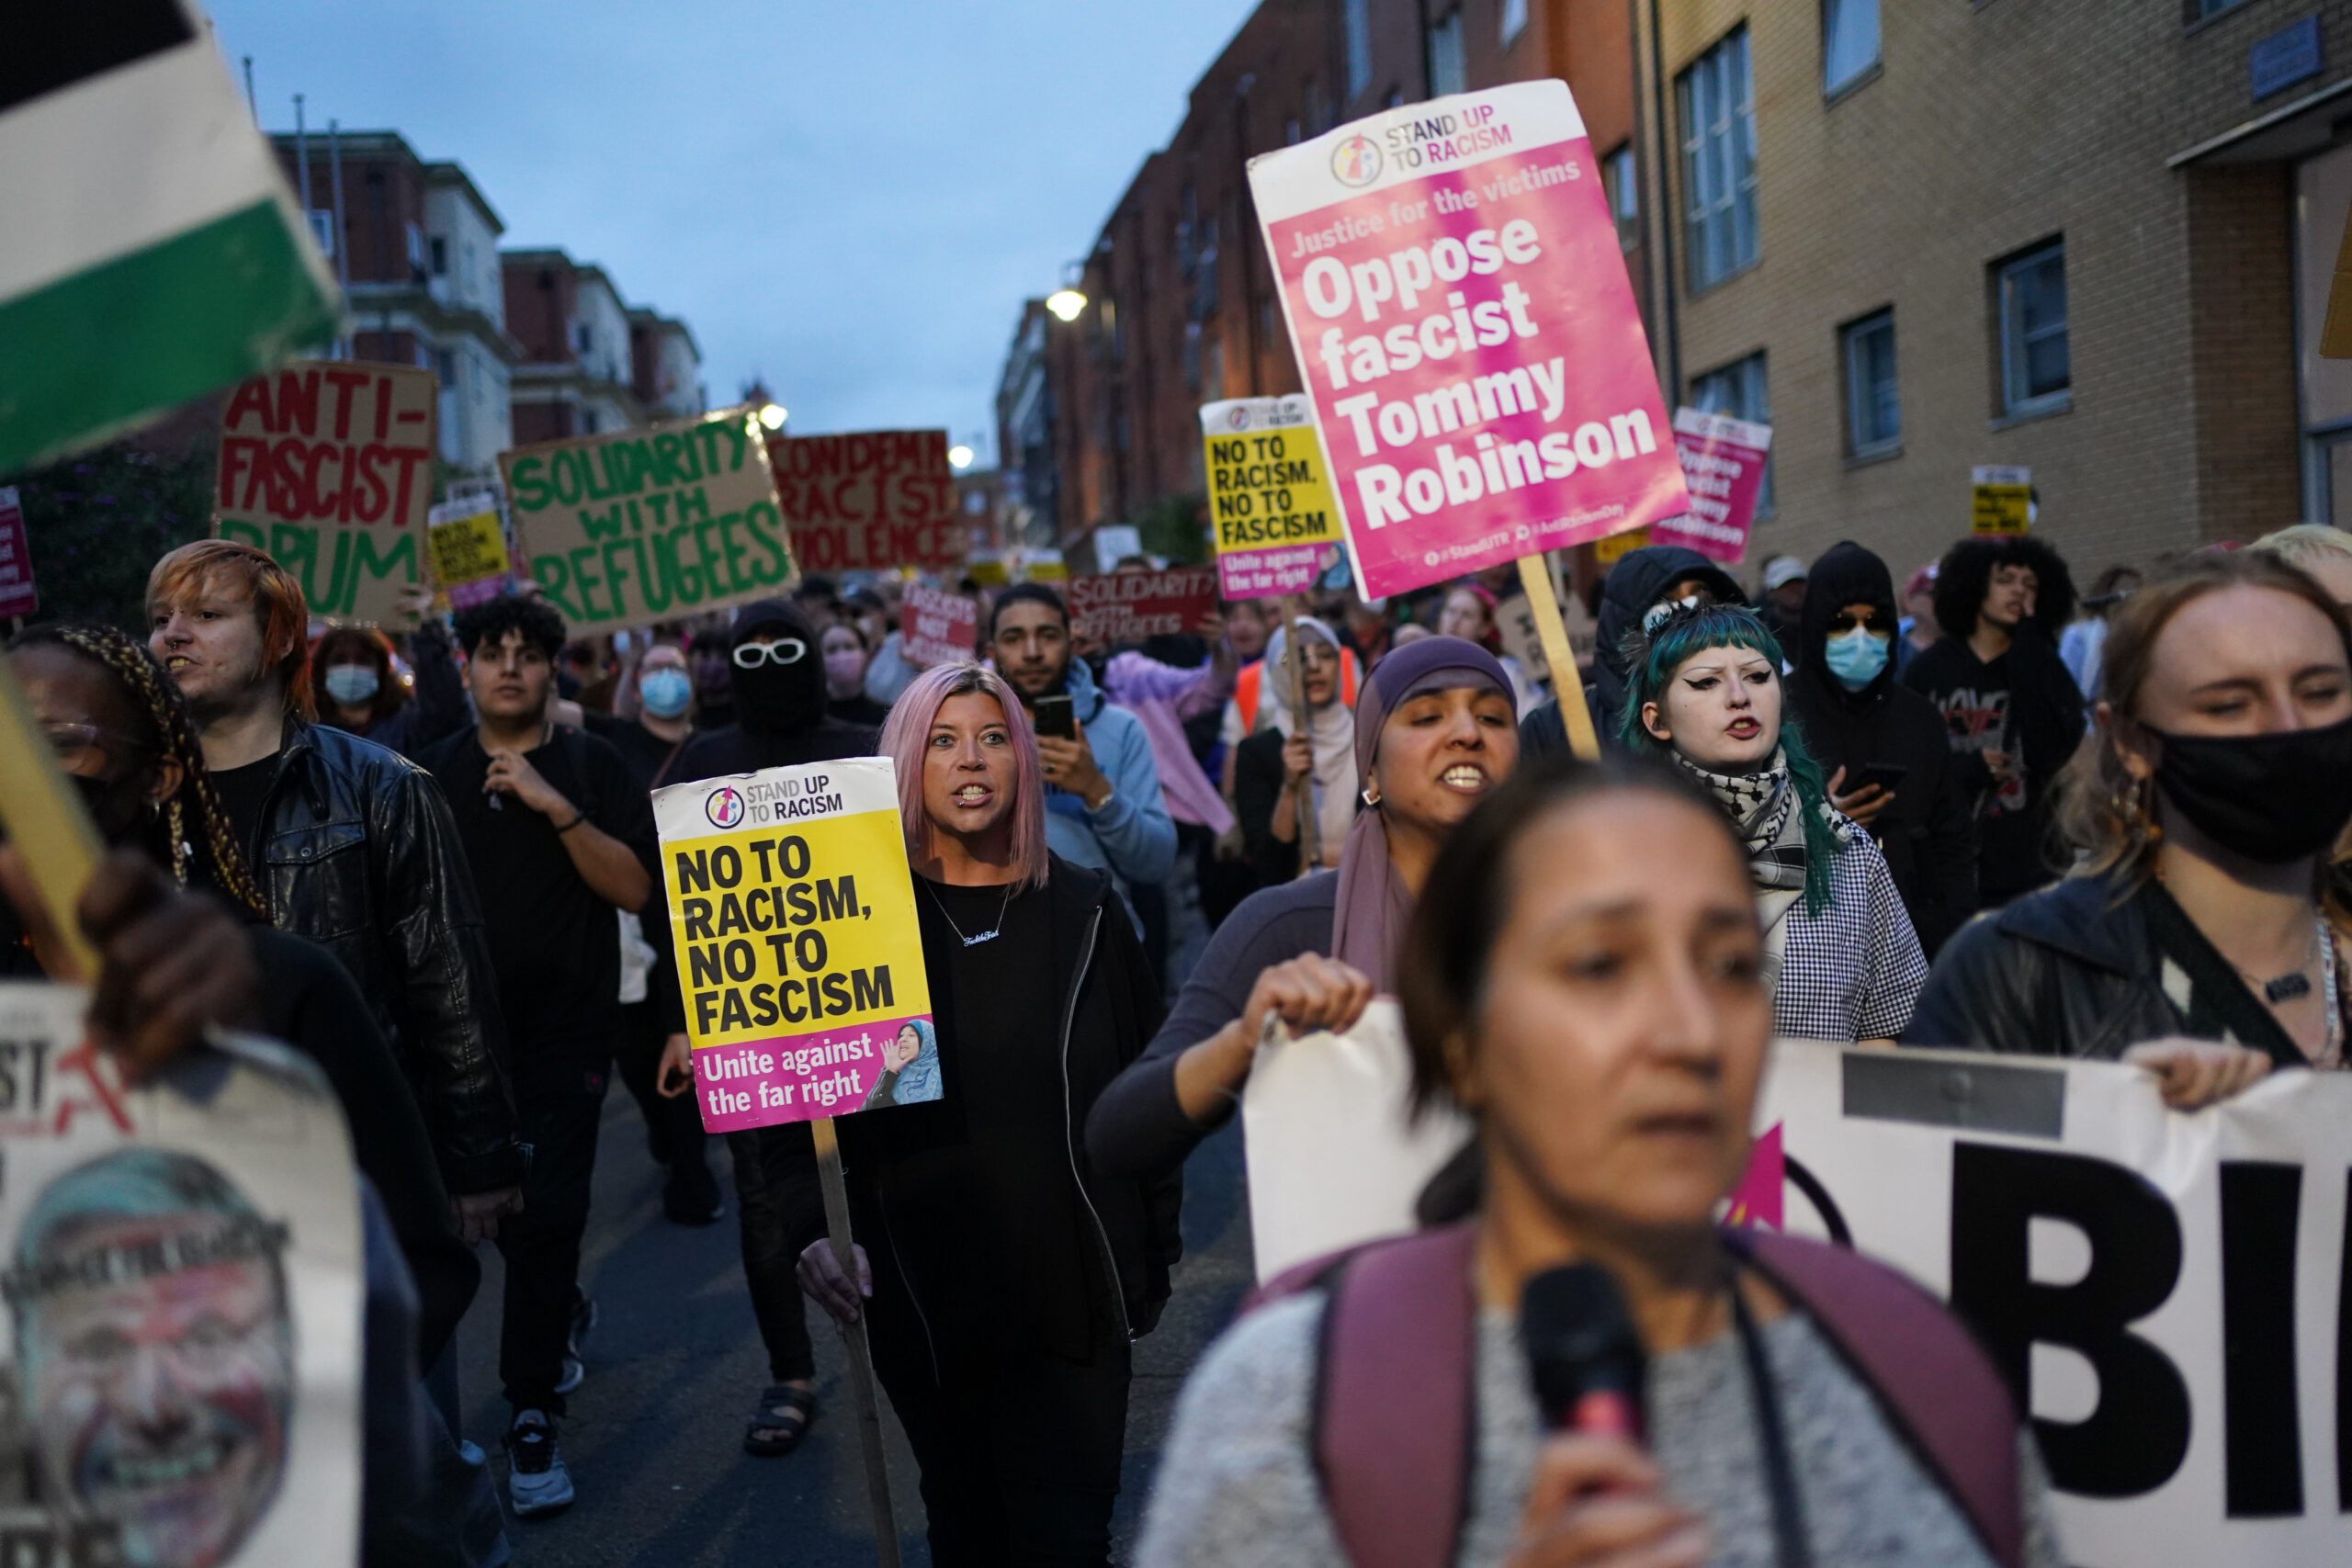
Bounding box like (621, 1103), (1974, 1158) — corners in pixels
(206, 3), (1260, 463)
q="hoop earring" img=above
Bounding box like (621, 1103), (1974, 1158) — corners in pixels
(1361, 784), (1382, 807)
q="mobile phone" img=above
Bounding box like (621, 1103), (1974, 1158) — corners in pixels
(1852, 762), (1908, 795)
(1033, 694), (1077, 740)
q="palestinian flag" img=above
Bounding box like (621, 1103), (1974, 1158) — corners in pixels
(0, 1), (340, 477)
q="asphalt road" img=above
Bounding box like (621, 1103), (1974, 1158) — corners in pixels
(450, 1087), (1254, 1566)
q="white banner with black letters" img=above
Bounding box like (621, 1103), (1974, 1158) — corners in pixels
(1754, 1042), (2352, 1566)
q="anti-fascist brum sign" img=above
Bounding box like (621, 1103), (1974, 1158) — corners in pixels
(1751, 1042), (2352, 1565)
(503, 405), (792, 633)
(214, 360), (436, 625)
(654, 759), (937, 1133)
(1198, 395), (1342, 600)
(1249, 81), (1687, 601)
(772, 430), (962, 573)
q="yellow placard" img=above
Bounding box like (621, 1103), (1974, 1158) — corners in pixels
(425, 501), (510, 604)
(1971, 466), (2032, 536)
(653, 759), (936, 1129)
(1596, 526), (1651, 566)
(1199, 394), (1340, 600)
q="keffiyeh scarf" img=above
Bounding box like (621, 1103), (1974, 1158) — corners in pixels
(1673, 748), (1846, 897)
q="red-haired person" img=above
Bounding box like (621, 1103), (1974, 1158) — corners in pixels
(145, 541), (524, 1243)
(792, 661), (1182, 1566)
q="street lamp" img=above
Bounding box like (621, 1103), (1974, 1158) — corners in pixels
(757, 402), (787, 430)
(1046, 288), (1087, 322)
(948, 445), (975, 470)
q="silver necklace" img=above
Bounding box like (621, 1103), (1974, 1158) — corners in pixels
(924, 879), (1013, 947)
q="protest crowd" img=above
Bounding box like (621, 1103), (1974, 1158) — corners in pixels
(16, 31), (2352, 1568)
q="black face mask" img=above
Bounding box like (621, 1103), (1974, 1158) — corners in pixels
(2151, 716), (2352, 863)
(730, 647), (827, 736)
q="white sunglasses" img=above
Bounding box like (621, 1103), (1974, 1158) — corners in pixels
(732, 638), (808, 669)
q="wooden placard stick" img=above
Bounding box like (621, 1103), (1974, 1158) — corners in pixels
(809, 1114), (903, 1568)
(0, 650), (103, 976)
(1279, 592), (1321, 873)
(1514, 554), (1603, 761)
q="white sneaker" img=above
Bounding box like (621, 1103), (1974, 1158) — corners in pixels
(503, 1409), (574, 1518)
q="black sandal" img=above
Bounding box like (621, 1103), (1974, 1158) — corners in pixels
(744, 1384), (817, 1457)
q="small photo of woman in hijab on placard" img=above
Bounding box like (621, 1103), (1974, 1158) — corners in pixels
(860, 1018), (943, 1111)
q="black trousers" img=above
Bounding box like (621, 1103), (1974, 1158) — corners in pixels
(726, 1122), (820, 1383)
(868, 1307), (1131, 1568)
(615, 997), (707, 1168)
(496, 1052), (609, 1416)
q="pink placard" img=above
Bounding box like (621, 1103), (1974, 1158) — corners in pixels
(1250, 82), (1687, 601)
(0, 487), (34, 619)
(900, 581), (978, 665)
(1652, 408), (1772, 565)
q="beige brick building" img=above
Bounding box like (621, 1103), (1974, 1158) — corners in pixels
(1642, 0), (2352, 586)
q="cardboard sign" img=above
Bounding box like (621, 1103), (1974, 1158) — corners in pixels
(900, 582), (978, 666)
(1198, 395), (1344, 600)
(1496, 581), (1592, 682)
(424, 498), (511, 610)
(771, 430), (961, 573)
(213, 361), (436, 626)
(0, 984), (362, 1568)
(1594, 525), (1649, 566)
(654, 760), (936, 1133)
(0, 487), (36, 619)
(503, 405), (791, 632)
(1241, 1000), (1474, 1282)
(1654, 408), (1771, 564)
(1250, 81), (1688, 601)
(1067, 567), (1220, 644)
(1751, 1041), (2352, 1564)
(1973, 466), (2032, 535)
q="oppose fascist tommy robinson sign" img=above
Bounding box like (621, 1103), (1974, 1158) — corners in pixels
(1249, 82), (1687, 600)
(503, 405), (792, 632)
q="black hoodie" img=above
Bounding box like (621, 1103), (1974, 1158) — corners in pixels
(1786, 542), (1977, 955)
(1520, 545), (1745, 759)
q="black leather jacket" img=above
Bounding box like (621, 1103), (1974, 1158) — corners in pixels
(248, 718), (523, 1192)
(1901, 874), (2185, 1059)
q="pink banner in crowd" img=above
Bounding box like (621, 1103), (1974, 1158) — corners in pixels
(1250, 81), (1688, 601)
(1652, 408), (1773, 565)
(900, 581), (978, 665)
(0, 487), (36, 619)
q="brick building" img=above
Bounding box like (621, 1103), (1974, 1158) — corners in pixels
(1643, 0), (2352, 583)
(272, 130), (520, 471)
(1000, 0), (1645, 561)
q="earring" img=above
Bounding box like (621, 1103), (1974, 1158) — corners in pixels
(1361, 784), (1381, 807)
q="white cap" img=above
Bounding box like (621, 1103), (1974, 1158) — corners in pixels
(1762, 555), (1806, 592)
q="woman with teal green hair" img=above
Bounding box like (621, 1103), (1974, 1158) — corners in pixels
(1621, 600), (1928, 1043)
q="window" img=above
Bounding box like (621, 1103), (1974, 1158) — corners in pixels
(581, 408), (599, 435)
(1429, 8), (1466, 96)
(1677, 28), (1758, 292)
(1306, 77), (1328, 132)
(1690, 352), (1772, 513)
(1345, 0), (1373, 98)
(428, 235), (447, 276)
(306, 209), (335, 258)
(1205, 335), (1227, 399)
(2191, 0), (2245, 19)
(1603, 144), (1639, 253)
(575, 321), (594, 355)
(435, 347), (458, 389)
(405, 222), (424, 275)
(1840, 310), (1900, 457)
(1822, 0), (1879, 95)
(1996, 240), (2069, 414)
(1285, 115), (1302, 144)
(1501, 0), (1529, 49)
(1183, 322), (1203, 392)
(1386, 86), (1406, 108)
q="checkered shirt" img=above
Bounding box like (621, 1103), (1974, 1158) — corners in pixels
(1770, 821), (1929, 1043)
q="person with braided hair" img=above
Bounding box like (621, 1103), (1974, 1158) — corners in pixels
(146, 541), (524, 1246)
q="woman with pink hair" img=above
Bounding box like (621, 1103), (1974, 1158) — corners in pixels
(797, 661), (1183, 1567)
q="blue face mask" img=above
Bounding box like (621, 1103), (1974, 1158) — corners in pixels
(639, 666), (693, 718)
(322, 664), (379, 705)
(1824, 627), (1893, 692)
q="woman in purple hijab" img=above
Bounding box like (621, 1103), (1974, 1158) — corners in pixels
(1083, 635), (1519, 1181)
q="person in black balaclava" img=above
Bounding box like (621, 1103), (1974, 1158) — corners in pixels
(1519, 545), (1743, 760)
(650, 599), (877, 1460)
(1786, 542), (1977, 955)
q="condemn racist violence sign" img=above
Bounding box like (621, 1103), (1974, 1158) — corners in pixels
(1750, 1042), (2352, 1565)
(502, 405), (790, 632)
(214, 360), (435, 625)
(771, 430), (961, 572)
(1250, 82), (1686, 600)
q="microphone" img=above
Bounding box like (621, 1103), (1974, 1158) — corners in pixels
(1521, 1263), (1647, 1439)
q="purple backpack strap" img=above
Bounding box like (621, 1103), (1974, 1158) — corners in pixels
(1310, 1224), (1480, 1568)
(1725, 1228), (2025, 1568)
